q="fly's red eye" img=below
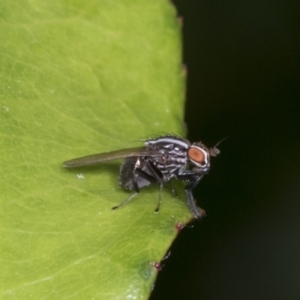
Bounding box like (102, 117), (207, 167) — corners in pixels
(188, 147), (205, 164)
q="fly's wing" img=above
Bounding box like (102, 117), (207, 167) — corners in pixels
(63, 147), (157, 168)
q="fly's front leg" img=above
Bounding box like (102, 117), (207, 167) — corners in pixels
(176, 169), (207, 182)
(184, 188), (206, 219)
(185, 175), (205, 219)
(177, 172), (206, 218)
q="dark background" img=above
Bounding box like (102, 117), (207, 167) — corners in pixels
(151, 1), (300, 299)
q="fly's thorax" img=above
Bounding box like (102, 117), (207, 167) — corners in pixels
(144, 136), (190, 180)
(145, 135), (190, 151)
(145, 135), (190, 167)
(149, 151), (188, 180)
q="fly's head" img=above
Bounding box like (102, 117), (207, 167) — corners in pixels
(187, 141), (221, 174)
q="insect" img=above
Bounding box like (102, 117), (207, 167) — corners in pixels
(63, 135), (222, 218)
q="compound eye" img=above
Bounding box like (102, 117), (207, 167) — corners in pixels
(187, 147), (205, 165)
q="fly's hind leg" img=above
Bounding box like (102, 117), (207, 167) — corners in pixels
(136, 162), (164, 213)
(177, 173), (206, 219)
(112, 157), (142, 210)
(112, 177), (140, 210)
(112, 192), (139, 210)
(113, 158), (164, 213)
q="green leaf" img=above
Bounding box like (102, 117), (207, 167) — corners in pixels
(0, 1), (192, 299)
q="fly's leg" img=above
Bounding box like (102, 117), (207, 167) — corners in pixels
(114, 159), (164, 213)
(177, 173), (206, 219)
(169, 181), (178, 198)
(136, 161), (164, 213)
(112, 192), (138, 210)
(184, 189), (204, 219)
(112, 178), (140, 210)
(185, 175), (205, 218)
(113, 162), (161, 211)
(154, 185), (163, 213)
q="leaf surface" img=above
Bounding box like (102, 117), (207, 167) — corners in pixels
(0, 1), (191, 299)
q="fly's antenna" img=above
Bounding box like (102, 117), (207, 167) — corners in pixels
(209, 137), (228, 156)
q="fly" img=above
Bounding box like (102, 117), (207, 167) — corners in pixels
(63, 135), (222, 219)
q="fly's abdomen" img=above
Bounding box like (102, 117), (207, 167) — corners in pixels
(119, 157), (137, 190)
(119, 157), (151, 190)
(152, 154), (187, 181)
